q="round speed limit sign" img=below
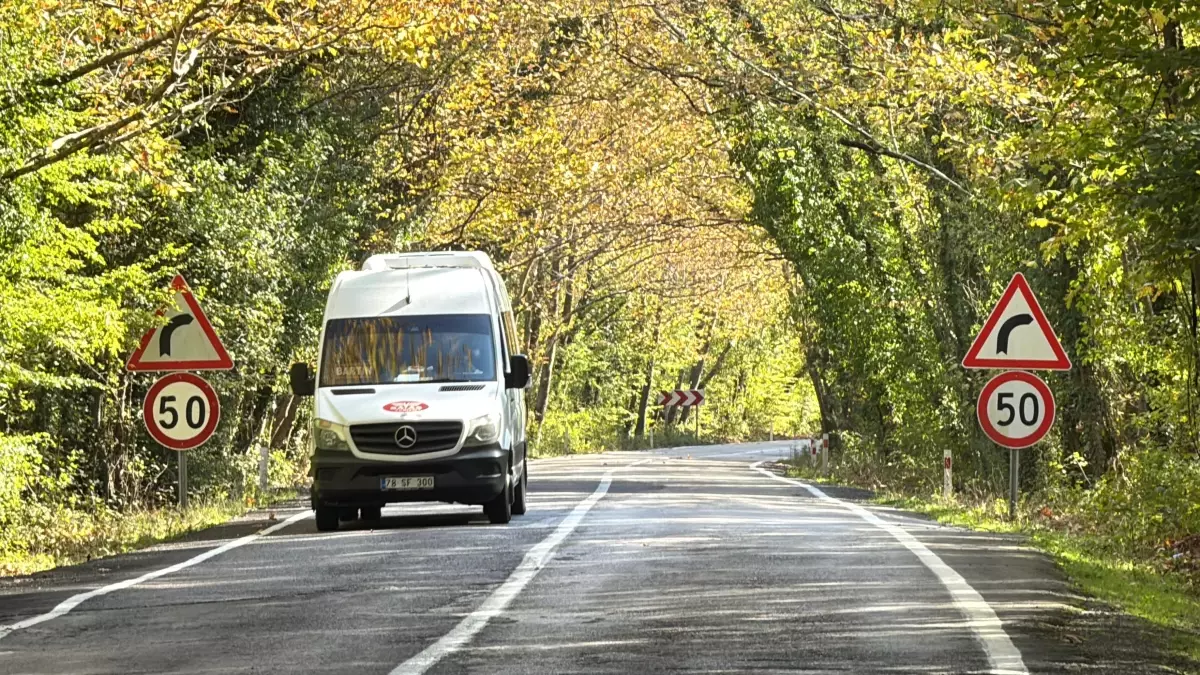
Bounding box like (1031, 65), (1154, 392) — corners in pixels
(976, 371), (1055, 449)
(143, 373), (221, 450)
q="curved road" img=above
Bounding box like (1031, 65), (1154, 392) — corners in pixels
(0, 442), (1179, 674)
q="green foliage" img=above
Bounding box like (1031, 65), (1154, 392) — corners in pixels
(5, 0), (1200, 601)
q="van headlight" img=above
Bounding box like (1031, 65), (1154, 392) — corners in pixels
(314, 419), (351, 451)
(465, 412), (501, 446)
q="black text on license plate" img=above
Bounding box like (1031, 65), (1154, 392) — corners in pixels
(381, 476), (434, 491)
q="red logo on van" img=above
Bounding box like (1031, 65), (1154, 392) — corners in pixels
(383, 401), (428, 413)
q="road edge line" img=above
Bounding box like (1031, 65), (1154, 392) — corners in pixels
(751, 461), (1028, 675)
(0, 509), (312, 641)
(389, 458), (652, 675)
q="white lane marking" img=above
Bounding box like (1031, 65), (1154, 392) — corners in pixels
(0, 510), (311, 641)
(751, 462), (1027, 675)
(390, 459), (652, 675)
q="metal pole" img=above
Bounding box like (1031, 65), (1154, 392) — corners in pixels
(1008, 449), (1019, 520)
(649, 426), (654, 450)
(178, 451), (188, 509)
(695, 404), (700, 440)
(943, 448), (952, 500)
(769, 420), (774, 442)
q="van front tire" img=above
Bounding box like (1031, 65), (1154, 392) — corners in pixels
(315, 506), (340, 532)
(484, 475), (512, 524)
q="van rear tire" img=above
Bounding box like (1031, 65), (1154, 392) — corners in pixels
(484, 476), (512, 524)
(315, 506), (340, 532)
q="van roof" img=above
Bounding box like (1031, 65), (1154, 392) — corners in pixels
(361, 251), (495, 272)
(326, 267), (493, 319)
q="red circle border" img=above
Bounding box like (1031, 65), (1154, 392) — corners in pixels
(143, 373), (221, 451)
(976, 371), (1055, 449)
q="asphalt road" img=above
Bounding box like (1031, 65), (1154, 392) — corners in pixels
(0, 442), (1189, 674)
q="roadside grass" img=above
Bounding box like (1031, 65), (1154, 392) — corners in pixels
(1, 489), (298, 577)
(783, 463), (1200, 663)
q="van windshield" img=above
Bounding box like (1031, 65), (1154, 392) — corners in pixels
(319, 314), (496, 387)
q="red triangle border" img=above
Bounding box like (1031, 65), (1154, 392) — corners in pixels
(126, 274), (234, 372)
(961, 272), (1071, 371)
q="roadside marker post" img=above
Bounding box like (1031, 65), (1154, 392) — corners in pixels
(259, 445), (269, 493)
(943, 449), (952, 500)
(963, 273), (1070, 520)
(821, 433), (829, 475)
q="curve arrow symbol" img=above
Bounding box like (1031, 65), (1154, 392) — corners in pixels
(995, 313), (1033, 354)
(159, 314), (194, 357)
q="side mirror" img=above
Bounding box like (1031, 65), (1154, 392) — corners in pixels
(289, 362), (315, 397)
(505, 354), (531, 390)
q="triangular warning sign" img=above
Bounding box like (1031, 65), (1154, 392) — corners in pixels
(127, 275), (233, 372)
(962, 273), (1071, 371)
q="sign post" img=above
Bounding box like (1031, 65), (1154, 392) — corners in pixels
(128, 275), (232, 510)
(1009, 446), (1020, 520)
(179, 452), (188, 509)
(963, 273), (1070, 520)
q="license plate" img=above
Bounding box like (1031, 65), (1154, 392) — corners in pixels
(381, 476), (434, 491)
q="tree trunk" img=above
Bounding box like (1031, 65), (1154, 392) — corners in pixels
(269, 394), (299, 449)
(534, 336), (557, 424)
(634, 356), (655, 438)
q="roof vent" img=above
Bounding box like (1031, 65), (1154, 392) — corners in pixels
(362, 251), (495, 272)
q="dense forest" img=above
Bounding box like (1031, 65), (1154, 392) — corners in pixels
(2, 0), (1198, 584)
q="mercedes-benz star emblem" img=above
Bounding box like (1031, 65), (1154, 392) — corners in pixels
(394, 425), (418, 449)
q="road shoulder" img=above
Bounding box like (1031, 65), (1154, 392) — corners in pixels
(759, 462), (1199, 674)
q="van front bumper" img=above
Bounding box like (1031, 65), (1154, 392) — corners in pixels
(310, 445), (508, 507)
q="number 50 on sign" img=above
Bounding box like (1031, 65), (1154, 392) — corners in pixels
(143, 373), (221, 450)
(976, 371), (1055, 449)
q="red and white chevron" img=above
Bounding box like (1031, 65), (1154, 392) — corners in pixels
(655, 389), (705, 407)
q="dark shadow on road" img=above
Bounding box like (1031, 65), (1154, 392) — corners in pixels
(337, 512), (482, 531)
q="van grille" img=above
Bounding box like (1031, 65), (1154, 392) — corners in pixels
(349, 421), (462, 455)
